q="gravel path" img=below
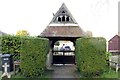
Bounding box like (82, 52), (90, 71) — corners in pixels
(52, 64), (78, 79)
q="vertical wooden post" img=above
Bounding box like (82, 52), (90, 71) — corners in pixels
(116, 63), (118, 72)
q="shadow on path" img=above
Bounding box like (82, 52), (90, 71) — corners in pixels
(52, 64), (79, 79)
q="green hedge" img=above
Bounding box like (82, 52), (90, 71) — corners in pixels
(1, 35), (49, 77)
(20, 37), (49, 77)
(1, 35), (21, 60)
(0, 36), (2, 53)
(75, 37), (106, 77)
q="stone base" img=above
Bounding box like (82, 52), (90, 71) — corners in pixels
(46, 66), (54, 71)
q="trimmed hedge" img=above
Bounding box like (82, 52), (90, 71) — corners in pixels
(75, 37), (106, 77)
(1, 35), (49, 77)
(20, 37), (49, 77)
(0, 36), (2, 53)
(1, 35), (21, 60)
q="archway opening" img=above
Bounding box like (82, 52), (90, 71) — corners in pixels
(58, 17), (61, 22)
(62, 16), (65, 22)
(66, 16), (69, 21)
(52, 40), (75, 65)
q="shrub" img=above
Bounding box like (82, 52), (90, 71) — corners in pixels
(1, 35), (21, 60)
(1, 35), (49, 77)
(0, 36), (2, 53)
(20, 37), (49, 77)
(75, 37), (106, 77)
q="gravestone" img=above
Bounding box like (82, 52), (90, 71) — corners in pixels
(1, 63), (11, 78)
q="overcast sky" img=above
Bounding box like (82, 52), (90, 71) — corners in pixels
(0, 0), (119, 41)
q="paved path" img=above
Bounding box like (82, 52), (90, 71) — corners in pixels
(52, 64), (78, 79)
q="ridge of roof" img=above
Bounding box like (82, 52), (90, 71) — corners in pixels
(40, 3), (85, 38)
(108, 34), (120, 42)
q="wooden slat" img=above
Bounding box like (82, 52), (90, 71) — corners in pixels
(52, 50), (75, 52)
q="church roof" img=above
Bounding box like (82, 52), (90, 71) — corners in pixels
(40, 3), (85, 38)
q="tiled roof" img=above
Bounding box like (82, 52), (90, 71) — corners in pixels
(40, 26), (85, 37)
(109, 35), (120, 42)
(108, 35), (120, 51)
(40, 3), (85, 38)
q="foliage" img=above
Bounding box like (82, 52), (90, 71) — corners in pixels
(16, 30), (30, 36)
(1, 35), (21, 60)
(75, 37), (106, 77)
(85, 31), (93, 37)
(12, 70), (53, 79)
(105, 52), (112, 61)
(0, 36), (2, 53)
(1, 35), (49, 77)
(20, 37), (49, 77)
(54, 41), (60, 46)
(100, 68), (119, 78)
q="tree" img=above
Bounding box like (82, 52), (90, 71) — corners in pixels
(16, 30), (30, 36)
(85, 31), (93, 37)
(54, 41), (60, 46)
(118, 32), (120, 36)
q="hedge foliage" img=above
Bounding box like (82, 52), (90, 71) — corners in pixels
(0, 36), (2, 53)
(75, 37), (106, 77)
(20, 37), (49, 77)
(1, 35), (49, 77)
(1, 35), (21, 60)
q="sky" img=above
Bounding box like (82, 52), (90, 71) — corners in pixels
(0, 0), (119, 41)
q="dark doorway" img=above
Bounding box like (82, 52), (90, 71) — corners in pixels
(53, 51), (75, 64)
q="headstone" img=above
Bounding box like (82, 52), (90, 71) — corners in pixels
(1, 63), (11, 78)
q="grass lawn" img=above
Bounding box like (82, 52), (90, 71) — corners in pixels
(100, 69), (119, 78)
(75, 68), (119, 78)
(11, 70), (53, 79)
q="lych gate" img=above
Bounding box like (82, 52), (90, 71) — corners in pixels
(39, 3), (85, 66)
(49, 38), (76, 64)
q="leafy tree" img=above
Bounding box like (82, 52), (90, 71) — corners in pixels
(54, 41), (60, 46)
(118, 32), (120, 36)
(85, 31), (93, 37)
(16, 30), (30, 36)
(106, 52), (112, 61)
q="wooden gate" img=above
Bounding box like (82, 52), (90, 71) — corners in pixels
(52, 51), (75, 64)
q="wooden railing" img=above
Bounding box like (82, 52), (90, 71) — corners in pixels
(108, 61), (120, 72)
(14, 61), (20, 74)
(52, 50), (75, 52)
